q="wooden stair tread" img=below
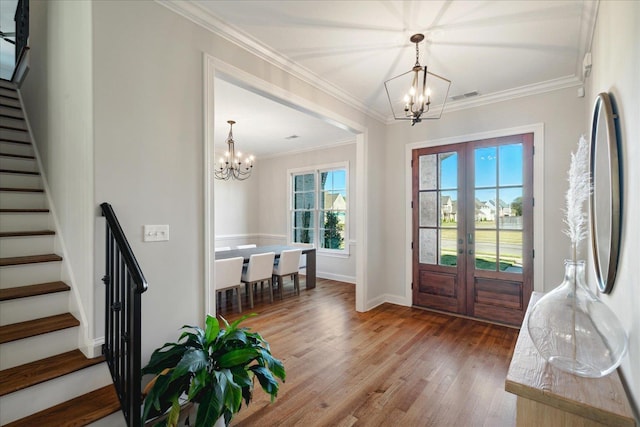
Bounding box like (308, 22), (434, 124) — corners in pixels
(0, 254), (62, 266)
(0, 187), (43, 192)
(0, 168), (39, 175)
(0, 208), (49, 213)
(0, 152), (35, 159)
(0, 350), (106, 396)
(0, 229), (55, 238)
(0, 281), (70, 301)
(4, 384), (121, 427)
(0, 313), (79, 344)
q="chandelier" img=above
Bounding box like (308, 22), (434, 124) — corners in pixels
(384, 33), (451, 126)
(214, 120), (254, 181)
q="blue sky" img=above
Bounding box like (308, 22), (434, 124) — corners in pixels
(440, 144), (523, 205)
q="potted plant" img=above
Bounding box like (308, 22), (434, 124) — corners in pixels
(141, 314), (286, 426)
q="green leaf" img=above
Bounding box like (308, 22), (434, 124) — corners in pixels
(204, 315), (220, 346)
(250, 365), (280, 400)
(227, 313), (257, 330)
(171, 348), (208, 380)
(167, 399), (182, 427)
(259, 349), (286, 382)
(217, 348), (260, 368)
(195, 381), (224, 427)
(221, 368), (243, 413)
(223, 329), (248, 345)
(142, 344), (187, 376)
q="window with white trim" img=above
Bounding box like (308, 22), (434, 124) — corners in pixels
(290, 164), (348, 254)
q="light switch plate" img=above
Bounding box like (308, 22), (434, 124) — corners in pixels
(144, 225), (169, 242)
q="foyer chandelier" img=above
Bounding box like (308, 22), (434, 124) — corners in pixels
(214, 120), (254, 181)
(384, 33), (451, 125)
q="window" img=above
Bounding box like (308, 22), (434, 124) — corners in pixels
(290, 164), (348, 254)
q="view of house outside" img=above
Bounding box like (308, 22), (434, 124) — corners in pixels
(421, 145), (524, 272)
(292, 168), (347, 251)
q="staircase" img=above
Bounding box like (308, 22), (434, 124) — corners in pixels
(0, 79), (125, 426)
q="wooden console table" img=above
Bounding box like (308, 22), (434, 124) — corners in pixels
(505, 292), (636, 427)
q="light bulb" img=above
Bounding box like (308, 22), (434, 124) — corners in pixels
(409, 86), (416, 96)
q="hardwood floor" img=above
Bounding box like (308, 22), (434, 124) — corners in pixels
(218, 278), (519, 426)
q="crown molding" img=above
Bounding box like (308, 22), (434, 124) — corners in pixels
(386, 74), (583, 124)
(158, 0), (589, 127)
(156, 0), (387, 123)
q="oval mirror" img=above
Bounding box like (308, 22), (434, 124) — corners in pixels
(589, 92), (621, 294)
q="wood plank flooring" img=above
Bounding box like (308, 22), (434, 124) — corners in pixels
(217, 278), (519, 426)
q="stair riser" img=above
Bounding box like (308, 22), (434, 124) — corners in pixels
(0, 116), (27, 131)
(0, 88), (18, 99)
(0, 106), (23, 119)
(0, 363), (112, 425)
(0, 192), (47, 209)
(0, 156), (37, 172)
(0, 128), (30, 143)
(0, 173), (42, 189)
(87, 410), (127, 427)
(0, 326), (77, 370)
(0, 212), (51, 232)
(0, 80), (16, 90)
(0, 235), (55, 258)
(0, 139), (33, 155)
(0, 96), (21, 109)
(0, 292), (68, 326)
(0, 262), (61, 288)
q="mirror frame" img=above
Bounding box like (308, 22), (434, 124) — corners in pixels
(589, 92), (621, 294)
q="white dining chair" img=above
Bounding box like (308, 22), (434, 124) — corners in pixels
(215, 246), (231, 252)
(241, 252), (275, 308)
(236, 244), (257, 249)
(214, 257), (244, 313)
(273, 249), (302, 299)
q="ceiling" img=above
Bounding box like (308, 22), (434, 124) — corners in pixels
(167, 0), (597, 157)
(2, 1), (598, 158)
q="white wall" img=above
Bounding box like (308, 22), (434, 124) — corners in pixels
(256, 143), (357, 283)
(87, 1), (381, 360)
(20, 0), (96, 353)
(586, 0), (640, 415)
(213, 172), (260, 247)
(383, 86), (587, 302)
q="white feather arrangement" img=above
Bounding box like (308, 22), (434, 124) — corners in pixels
(563, 135), (591, 261)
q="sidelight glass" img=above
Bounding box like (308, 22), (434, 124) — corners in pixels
(419, 228), (437, 264)
(419, 192), (438, 227)
(419, 154), (437, 190)
(418, 151), (458, 267)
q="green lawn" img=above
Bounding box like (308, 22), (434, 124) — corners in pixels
(440, 254), (515, 271)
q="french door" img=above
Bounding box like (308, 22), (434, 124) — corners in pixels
(412, 134), (533, 326)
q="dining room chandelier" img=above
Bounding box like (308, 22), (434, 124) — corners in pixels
(384, 33), (451, 126)
(214, 120), (254, 181)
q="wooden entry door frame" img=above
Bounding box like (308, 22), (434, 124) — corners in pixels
(404, 124), (546, 308)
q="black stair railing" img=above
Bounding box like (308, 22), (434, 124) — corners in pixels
(101, 202), (148, 427)
(14, 0), (29, 66)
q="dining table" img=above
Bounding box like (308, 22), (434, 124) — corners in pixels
(214, 245), (316, 289)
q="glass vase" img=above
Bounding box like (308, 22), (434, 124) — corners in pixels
(527, 260), (628, 378)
